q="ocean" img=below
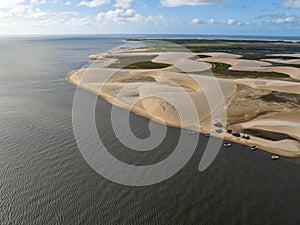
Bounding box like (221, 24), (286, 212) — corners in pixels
(1, 35), (300, 225)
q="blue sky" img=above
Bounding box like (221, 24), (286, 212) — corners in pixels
(0, 0), (300, 35)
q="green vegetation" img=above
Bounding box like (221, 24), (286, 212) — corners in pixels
(265, 56), (300, 60)
(131, 40), (191, 52)
(276, 64), (300, 68)
(197, 54), (211, 59)
(128, 39), (300, 61)
(107, 55), (171, 69)
(107, 55), (157, 68)
(210, 62), (290, 79)
(260, 92), (300, 104)
(163, 39), (300, 57)
(261, 93), (287, 103)
(124, 76), (156, 83)
(260, 61), (300, 68)
(124, 61), (171, 69)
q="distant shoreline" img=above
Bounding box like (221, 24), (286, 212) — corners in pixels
(126, 37), (300, 43)
(1, 34), (299, 42)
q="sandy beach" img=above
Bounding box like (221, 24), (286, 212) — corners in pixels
(68, 48), (300, 157)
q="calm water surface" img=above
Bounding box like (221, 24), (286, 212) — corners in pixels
(1, 36), (300, 225)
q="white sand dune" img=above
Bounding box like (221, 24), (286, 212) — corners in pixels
(68, 49), (300, 157)
(202, 52), (300, 81)
(260, 66), (300, 80)
(235, 79), (300, 94)
(262, 58), (300, 65)
(233, 113), (300, 157)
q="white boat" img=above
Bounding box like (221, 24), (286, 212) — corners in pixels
(250, 146), (258, 151)
(223, 143), (231, 147)
(188, 131), (196, 135)
(271, 155), (280, 160)
(242, 134), (251, 140)
(204, 133), (213, 137)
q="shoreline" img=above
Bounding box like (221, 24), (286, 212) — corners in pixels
(125, 35), (300, 42)
(67, 44), (300, 158)
(67, 72), (300, 158)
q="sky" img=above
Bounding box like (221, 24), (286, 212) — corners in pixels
(0, 0), (300, 36)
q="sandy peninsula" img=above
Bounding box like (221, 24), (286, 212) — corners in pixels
(68, 46), (300, 158)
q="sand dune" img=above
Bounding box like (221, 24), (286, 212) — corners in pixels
(234, 79), (300, 94)
(260, 66), (300, 80)
(233, 113), (300, 157)
(68, 49), (300, 157)
(202, 52), (300, 81)
(262, 58), (300, 65)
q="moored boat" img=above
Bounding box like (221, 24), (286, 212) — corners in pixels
(271, 155), (280, 160)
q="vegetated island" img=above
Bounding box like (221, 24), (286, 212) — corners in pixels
(68, 39), (300, 157)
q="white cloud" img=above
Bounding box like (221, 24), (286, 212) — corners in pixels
(274, 16), (295, 24)
(64, 16), (93, 26)
(227, 18), (235, 25)
(144, 15), (166, 25)
(207, 19), (215, 24)
(78, 0), (110, 8)
(65, 1), (72, 5)
(191, 17), (249, 26)
(27, 7), (47, 18)
(30, 0), (47, 4)
(0, 0), (26, 9)
(191, 18), (200, 24)
(282, 0), (300, 9)
(96, 8), (166, 24)
(97, 8), (140, 23)
(114, 0), (133, 9)
(261, 13), (300, 25)
(0, 0), (94, 28)
(161, 0), (228, 7)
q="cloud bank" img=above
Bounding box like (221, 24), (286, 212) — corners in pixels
(282, 0), (300, 9)
(161, 0), (228, 7)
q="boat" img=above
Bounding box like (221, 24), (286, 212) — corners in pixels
(242, 134), (251, 140)
(215, 129), (223, 134)
(188, 131), (196, 135)
(214, 122), (223, 128)
(223, 143), (231, 147)
(232, 132), (241, 137)
(250, 146), (258, 151)
(271, 155), (280, 160)
(227, 129), (233, 134)
(204, 133), (213, 137)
